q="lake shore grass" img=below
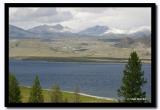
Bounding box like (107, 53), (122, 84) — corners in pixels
(20, 86), (117, 103)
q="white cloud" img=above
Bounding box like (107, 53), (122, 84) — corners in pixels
(9, 7), (151, 32)
(9, 8), (73, 29)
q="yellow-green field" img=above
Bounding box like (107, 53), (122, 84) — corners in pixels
(20, 86), (116, 103)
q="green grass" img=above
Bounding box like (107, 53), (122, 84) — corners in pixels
(20, 86), (116, 103)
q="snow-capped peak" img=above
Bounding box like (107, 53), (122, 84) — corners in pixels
(103, 26), (151, 35)
(28, 24), (73, 33)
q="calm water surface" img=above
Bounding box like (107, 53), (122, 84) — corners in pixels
(9, 60), (151, 99)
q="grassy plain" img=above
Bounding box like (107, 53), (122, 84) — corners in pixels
(20, 86), (116, 103)
(9, 38), (151, 63)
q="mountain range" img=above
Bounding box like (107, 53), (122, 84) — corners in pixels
(78, 25), (109, 36)
(9, 24), (151, 38)
(9, 24), (151, 47)
(28, 24), (72, 34)
(9, 25), (36, 38)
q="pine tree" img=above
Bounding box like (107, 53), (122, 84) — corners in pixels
(9, 74), (21, 103)
(29, 75), (44, 103)
(117, 51), (147, 103)
(73, 85), (80, 103)
(50, 84), (63, 103)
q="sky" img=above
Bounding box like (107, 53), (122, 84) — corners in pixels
(9, 7), (151, 32)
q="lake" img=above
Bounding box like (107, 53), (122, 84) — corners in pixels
(9, 60), (151, 99)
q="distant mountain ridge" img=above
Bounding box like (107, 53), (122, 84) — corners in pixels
(9, 25), (36, 38)
(79, 25), (109, 36)
(9, 24), (151, 42)
(28, 24), (72, 34)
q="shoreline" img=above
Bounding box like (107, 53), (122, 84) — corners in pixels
(62, 90), (117, 101)
(9, 56), (151, 64)
(21, 85), (117, 102)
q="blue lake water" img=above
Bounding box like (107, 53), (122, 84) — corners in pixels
(9, 60), (151, 99)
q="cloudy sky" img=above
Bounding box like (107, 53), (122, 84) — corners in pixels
(9, 7), (151, 32)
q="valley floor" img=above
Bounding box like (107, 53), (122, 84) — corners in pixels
(9, 38), (151, 64)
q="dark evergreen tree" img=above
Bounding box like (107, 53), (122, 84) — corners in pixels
(29, 75), (44, 103)
(118, 51), (147, 103)
(9, 74), (21, 103)
(73, 85), (80, 103)
(50, 84), (63, 103)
